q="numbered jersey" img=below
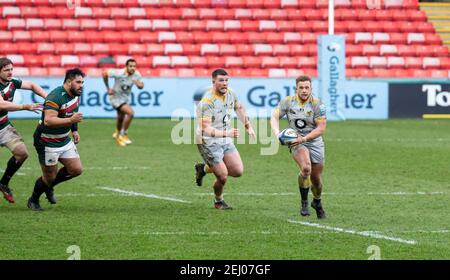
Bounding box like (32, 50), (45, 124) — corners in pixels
(196, 88), (238, 143)
(0, 78), (22, 130)
(108, 68), (142, 96)
(275, 95), (326, 138)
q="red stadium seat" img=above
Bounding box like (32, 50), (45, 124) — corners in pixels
(171, 56), (190, 68)
(74, 43), (92, 55)
(220, 44), (237, 55)
(21, 6), (39, 18)
(139, 31), (158, 43)
(176, 31), (195, 43)
(55, 43), (75, 55)
(190, 56), (207, 67)
(425, 34), (442, 45)
(12, 30), (31, 42)
(182, 44), (201, 55)
(398, 45), (416, 56)
(30, 30), (49, 42)
(279, 56), (297, 68)
(91, 7), (110, 18)
(211, 31), (230, 43)
(289, 45), (308, 56)
(390, 33), (407, 44)
(193, 31), (212, 43)
(147, 44), (164, 55)
(243, 56), (262, 68)
(405, 57), (422, 68)
(225, 56), (244, 68)
(165, 43), (183, 55)
(416, 22), (435, 33)
(207, 57), (226, 68)
(177, 68), (196, 77)
(75, 7), (93, 18)
(29, 67), (49, 76)
(79, 55), (98, 67)
(261, 56), (280, 68)
(252, 9), (271, 20)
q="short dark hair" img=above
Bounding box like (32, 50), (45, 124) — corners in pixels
(212, 68), (228, 78)
(64, 68), (85, 83)
(0, 57), (13, 71)
(296, 75), (312, 85)
(126, 58), (137, 66)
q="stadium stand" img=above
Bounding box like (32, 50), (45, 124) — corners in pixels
(0, 0), (448, 78)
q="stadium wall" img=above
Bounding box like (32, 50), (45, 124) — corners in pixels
(9, 77), (447, 120)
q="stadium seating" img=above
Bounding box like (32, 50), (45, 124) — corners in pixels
(0, 0), (448, 78)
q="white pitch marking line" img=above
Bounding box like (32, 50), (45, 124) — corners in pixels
(287, 220), (417, 245)
(98, 187), (191, 203)
(191, 192), (445, 196)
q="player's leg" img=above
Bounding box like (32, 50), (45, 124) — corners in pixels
(119, 104), (134, 144)
(195, 144), (215, 187)
(28, 164), (58, 211)
(113, 109), (125, 138)
(291, 145), (312, 216)
(0, 128), (28, 203)
(210, 161), (232, 210)
(44, 141), (82, 204)
(223, 144), (243, 178)
(309, 143), (326, 219)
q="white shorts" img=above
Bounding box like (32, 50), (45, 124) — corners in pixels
(0, 124), (24, 151)
(42, 141), (79, 166)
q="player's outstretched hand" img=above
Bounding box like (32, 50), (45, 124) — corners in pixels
(25, 103), (43, 114)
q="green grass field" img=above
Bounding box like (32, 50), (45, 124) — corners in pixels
(0, 118), (449, 260)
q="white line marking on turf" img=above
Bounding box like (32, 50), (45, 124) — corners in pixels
(287, 220), (417, 245)
(98, 187), (191, 203)
(190, 191), (445, 196)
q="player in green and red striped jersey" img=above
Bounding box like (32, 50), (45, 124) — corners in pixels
(27, 68), (84, 211)
(0, 57), (47, 204)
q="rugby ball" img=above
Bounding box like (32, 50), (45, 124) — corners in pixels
(278, 128), (298, 146)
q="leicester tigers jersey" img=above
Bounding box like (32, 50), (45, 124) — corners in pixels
(196, 88), (238, 142)
(275, 95), (326, 139)
(0, 78), (22, 130)
(35, 86), (79, 148)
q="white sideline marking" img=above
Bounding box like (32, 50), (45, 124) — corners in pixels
(98, 187), (191, 203)
(287, 220), (417, 245)
(191, 191), (445, 196)
(330, 138), (450, 142)
(17, 166), (150, 171)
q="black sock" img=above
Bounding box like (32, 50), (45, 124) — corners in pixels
(31, 177), (47, 201)
(0, 156), (23, 186)
(300, 188), (309, 201)
(52, 167), (73, 187)
(313, 198), (321, 204)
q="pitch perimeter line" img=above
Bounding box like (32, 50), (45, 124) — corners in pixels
(287, 220), (417, 245)
(98, 187), (191, 204)
(192, 191), (445, 196)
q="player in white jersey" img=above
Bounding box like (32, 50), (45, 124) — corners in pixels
(271, 75), (327, 219)
(103, 58), (144, 146)
(195, 69), (256, 210)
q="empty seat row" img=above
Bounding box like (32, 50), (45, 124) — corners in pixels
(4, 53), (447, 70)
(3, 0), (420, 9)
(3, 18), (433, 33)
(1, 6), (427, 21)
(2, 41), (448, 58)
(11, 67), (448, 79)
